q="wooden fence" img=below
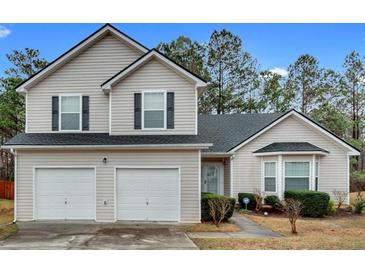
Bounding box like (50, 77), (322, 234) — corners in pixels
(0, 180), (14, 200)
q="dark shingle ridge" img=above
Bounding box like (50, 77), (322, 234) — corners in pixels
(253, 142), (329, 154)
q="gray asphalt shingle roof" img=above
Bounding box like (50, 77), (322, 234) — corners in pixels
(198, 113), (284, 152)
(4, 113), (287, 152)
(253, 142), (329, 154)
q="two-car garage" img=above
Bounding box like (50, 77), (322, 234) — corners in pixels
(34, 167), (180, 222)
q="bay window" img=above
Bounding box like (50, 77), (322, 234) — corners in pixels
(264, 162), (276, 192)
(284, 162), (310, 191)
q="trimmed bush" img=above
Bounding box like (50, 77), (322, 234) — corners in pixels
(284, 190), (330, 217)
(264, 195), (281, 209)
(327, 200), (337, 215)
(201, 192), (236, 222)
(238, 193), (257, 210)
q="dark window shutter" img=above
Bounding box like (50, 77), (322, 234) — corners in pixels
(167, 92), (174, 129)
(82, 96), (89, 131)
(134, 93), (142, 129)
(52, 96), (59, 131)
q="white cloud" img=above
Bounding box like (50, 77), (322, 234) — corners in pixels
(0, 25), (11, 38)
(269, 67), (288, 77)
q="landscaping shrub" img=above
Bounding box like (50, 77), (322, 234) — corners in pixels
(352, 198), (365, 214)
(264, 195), (281, 209)
(238, 193), (257, 210)
(327, 200), (337, 215)
(201, 192), (236, 222)
(284, 190), (330, 217)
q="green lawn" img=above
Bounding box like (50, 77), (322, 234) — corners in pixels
(0, 199), (17, 240)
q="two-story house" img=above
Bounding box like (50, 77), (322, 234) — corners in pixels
(3, 24), (360, 223)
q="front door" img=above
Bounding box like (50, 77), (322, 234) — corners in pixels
(201, 164), (223, 195)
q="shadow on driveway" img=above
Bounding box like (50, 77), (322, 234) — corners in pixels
(0, 221), (198, 250)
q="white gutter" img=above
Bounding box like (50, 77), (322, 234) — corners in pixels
(2, 143), (213, 150)
(201, 152), (234, 158)
(252, 151), (329, 156)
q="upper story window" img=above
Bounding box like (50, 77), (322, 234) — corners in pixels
(264, 162), (276, 192)
(142, 91), (166, 129)
(60, 95), (81, 131)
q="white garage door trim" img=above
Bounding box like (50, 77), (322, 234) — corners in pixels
(33, 166), (96, 221)
(114, 166), (181, 222)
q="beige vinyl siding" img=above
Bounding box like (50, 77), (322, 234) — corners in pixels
(232, 115), (350, 203)
(26, 34), (142, 133)
(16, 149), (200, 223)
(111, 57), (197, 135)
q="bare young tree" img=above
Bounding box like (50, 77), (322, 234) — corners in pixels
(281, 198), (304, 234)
(208, 198), (232, 226)
(332, 190), (348, 209)
(253, 188), (264, 212)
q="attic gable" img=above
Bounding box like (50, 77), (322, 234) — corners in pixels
(16, 24), (149, 92)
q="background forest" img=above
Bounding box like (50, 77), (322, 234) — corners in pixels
(1, 28), (365, 190)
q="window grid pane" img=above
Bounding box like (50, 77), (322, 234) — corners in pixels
(61, 113), (80, 130)
(61, 96), (80, 113)
(144, 93), (164, 110)
(264, 162), (276, 192)
(264, 162), (276, 177)
(285, 162), (309, 177)
(144, 110), (164, 128)
(265, 177), (276, 192)
(285, 178), (309, 190)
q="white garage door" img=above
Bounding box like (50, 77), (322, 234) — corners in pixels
(117, 168), (179, 222)
(35, 168), (95, 220)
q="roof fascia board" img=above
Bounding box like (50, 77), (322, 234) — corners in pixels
(2, 143), (213, 150)
(16, 24), (148, 92)
(253, 151), (329, 156)
(101, 50), (207, 93)
(229, 110), (360, 155)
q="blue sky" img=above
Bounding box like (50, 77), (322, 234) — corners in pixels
(1, 23), (365, 77)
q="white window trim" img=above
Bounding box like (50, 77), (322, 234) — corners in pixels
(263, 161), (277, 193)
(59, 95), (82, 132)
(283, 161), (311, 191)
(315, 160), (320, 191)
(141, 90), (167, 130)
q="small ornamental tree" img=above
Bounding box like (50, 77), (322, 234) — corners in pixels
(282, 198), (304, 234)
(208, 198), (233, 226)
(253, 189), (264, 212)
(332, 190), (347, 209)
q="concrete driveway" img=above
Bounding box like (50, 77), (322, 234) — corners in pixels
(0, 222), (198, 250)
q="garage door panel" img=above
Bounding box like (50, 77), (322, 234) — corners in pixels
(117, 168), (179, 221)
(35, 168), (95, 220)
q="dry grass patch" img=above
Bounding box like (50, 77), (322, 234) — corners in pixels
(0, 199), (17, 240)
(186, 222), (241, 233)
(350, 192), (364, 203)
(193, 213), (365, 250)
(0, 199), (14, 225)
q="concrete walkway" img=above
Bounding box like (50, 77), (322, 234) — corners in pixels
(187, 214), (281, 239)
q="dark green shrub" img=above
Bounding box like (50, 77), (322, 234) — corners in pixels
(238, 193), (256, 210)
(327, 200), (337, 215)
(284, 190), (330, 217)
(264, 195), (281, 209)
(201, 192), (236, 222)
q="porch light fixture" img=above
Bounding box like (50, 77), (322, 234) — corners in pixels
(102, 156), (108, 164)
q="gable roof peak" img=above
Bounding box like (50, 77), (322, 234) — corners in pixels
(16, 24), (149, 92)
